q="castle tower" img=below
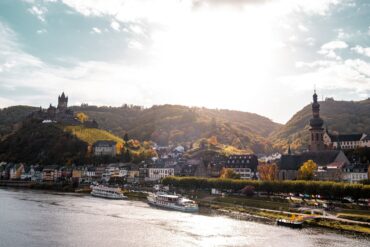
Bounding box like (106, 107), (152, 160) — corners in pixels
(57, 92), (68, 111)
(309, 90), (325, 151)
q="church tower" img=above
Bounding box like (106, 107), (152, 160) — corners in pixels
(57, 92), (68, 111)
(309, 90), (325, 151)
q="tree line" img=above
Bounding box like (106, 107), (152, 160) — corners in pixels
(162, 176), (370, 200)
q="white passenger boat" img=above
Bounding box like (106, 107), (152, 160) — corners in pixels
(90, 185), (127, 200)
(147, 192), (199, 212)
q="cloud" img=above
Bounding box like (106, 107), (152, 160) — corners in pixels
(318, 40), (348, 60)
(351, 45), (370, 57)
(284, 58), (370, 97)
(28, 6), (47, 22)
(110, 21), (120, 31)
(36, 29), (47, 34)
(298, 24), (309, 32)
(91, 27), (102, 34)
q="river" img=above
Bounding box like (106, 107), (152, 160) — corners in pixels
(0, 188), (368, 247)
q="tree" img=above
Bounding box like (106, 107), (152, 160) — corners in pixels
(208, 136), (218, 146)
(75, 112), (89, 123)
(298, 160), (318, 180)
(257, 163), (278, 181)
(124, 133), (129, 143)
(220, 168), (240, 179)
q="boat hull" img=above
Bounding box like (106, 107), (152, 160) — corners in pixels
(147, 199), (199, 213)
(276, 219), (303, 229)
(90, 191), (127, 200)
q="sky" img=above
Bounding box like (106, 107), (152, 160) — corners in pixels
(0, 0), (369, 124)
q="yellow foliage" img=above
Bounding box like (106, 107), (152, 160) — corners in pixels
(64, 126), (123, 146)
(220, 168), (240, 179)
(298, 160), (318, 180)
(75, 112), (89, 123)
(258, 163), (278, 181)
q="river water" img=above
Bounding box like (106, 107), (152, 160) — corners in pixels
(0, 188), (368, 247)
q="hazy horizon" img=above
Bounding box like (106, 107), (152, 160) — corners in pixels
(1, 0), (369, 124)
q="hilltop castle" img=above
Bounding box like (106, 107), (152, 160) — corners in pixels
(32, 92), (80, 125)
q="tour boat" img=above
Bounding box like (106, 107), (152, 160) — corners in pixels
(90, 185), (127, 200)
(147, 192), (199, 212)
(276, 218), (303, 229)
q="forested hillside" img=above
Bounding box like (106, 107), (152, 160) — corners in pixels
(70, 104), (281, 153)
(0, 106), (37, 140)
(270, 98), (370, 152)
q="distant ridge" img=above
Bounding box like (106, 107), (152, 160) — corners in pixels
(270, 98), (370, 152)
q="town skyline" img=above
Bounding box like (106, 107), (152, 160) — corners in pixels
(0, 0), (369, 124)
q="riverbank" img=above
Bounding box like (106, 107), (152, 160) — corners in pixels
(197, 196), (370, 235)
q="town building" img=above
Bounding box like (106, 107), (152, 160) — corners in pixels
(315, 161), (346, 182)
(42, 166), (59, 182)
(323, 132), (370, 150)
(224, 155), (258, 179)
(342, 163), (369, 183)
(93, 140), (117, 156)
(278, 150), (350, 180)
(147, 167), (174, 181)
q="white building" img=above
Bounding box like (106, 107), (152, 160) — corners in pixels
(323, 132), (370, 150)
(342, 164), (368, 183)
(93, 140), (117, 156)
(225, 155), (258, 179)
(147, 167), (174, 181)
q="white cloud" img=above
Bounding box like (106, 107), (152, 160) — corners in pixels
(318, 40), (348, 60)
(28, 6), (47, 22)
(298, 24), (309, 32)
(110, 21), (120, 31)
(283, 58), (370, 96)
(36, 29), (47, 34)
(351, 45), (370, 57)
(305, 37), (315, 46)
(91, 27), (102, 34)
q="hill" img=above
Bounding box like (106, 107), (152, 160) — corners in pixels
(270, 98), (370, 152)
(70, 104), (281, 153)
(0, 106), (38, 140)
(63, 125), (157, 161)
(0, 119), (87, 165)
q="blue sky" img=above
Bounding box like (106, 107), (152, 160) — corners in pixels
(0, 0), (369, 123)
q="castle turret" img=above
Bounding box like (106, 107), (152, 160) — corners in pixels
(57, 92), (68, 111)
(309, 90), (325, 151)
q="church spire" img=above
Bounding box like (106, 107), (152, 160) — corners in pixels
(309, 90), (325, 152)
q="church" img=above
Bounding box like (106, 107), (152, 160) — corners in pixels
(278, 91), (350, 180)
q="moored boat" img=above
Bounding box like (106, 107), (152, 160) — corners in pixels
(276, 218), (303, 229)
(90, 185), (127, 200)
(147, 192), (199, 212)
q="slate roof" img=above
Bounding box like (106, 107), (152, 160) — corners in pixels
(329, 133), (363, 142)
(279, 150), (347, 171)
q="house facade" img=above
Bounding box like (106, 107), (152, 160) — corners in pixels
(147, 167), (174, 181)
(323, 132), (370, 150)
(342, 163), (369, 183)
(224, 155), (258, 179)
(92, 140), (117, 156)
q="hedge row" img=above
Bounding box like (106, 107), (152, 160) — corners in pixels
(162, 176), (370, 199)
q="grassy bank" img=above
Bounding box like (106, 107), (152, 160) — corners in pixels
(198, 196), (370, 235)
(123, 191), (148, 200)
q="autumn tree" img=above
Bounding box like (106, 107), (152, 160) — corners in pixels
(75, 112), (89, 123)
(257, 163), (278, 181)
(208, 136), (218, 146)
(220, 168), (240, 179)
(298, 160), (318, 180)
